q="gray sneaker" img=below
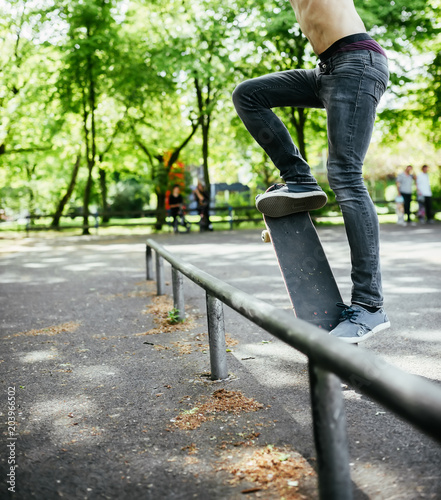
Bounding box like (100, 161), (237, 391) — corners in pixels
(256, 183), (327, 218)
(329, 303), (391, 343)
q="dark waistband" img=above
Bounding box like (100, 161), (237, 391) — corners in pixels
(319, 33), (372, 62)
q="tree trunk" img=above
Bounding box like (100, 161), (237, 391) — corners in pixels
(82, 45), (97, 236)
(134, 117), (200, 231)
(82, 162), (94, 235)
(51, 155), (81, 228)
(25, 163), (36, 224)
(155, 190), (167, 230)
(201, 116), (211, 193)
(99, 168), (109, 223)
(194, 76), (212, 193)
(97, 118), (124, 224)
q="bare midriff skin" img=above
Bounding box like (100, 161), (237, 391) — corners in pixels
(289, 0), (366, 55)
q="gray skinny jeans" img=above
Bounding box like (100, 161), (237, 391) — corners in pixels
(233, 50), (389, 307)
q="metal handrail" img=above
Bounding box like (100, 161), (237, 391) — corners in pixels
(146, 238), (441, 499)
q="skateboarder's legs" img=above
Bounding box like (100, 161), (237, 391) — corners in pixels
(233, 50), (389, 310)
(233, 67), (321, 185)
(323, 51), (388, 307)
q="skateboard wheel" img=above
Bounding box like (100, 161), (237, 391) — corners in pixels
(261, 230), (271, 243)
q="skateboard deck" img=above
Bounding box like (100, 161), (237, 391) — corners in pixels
(262, 212), (343, 331)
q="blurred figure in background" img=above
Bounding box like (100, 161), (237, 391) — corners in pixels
(193, 182), (213, 232)
(416, 165), (433, 224)
(396, 165), (415, 225)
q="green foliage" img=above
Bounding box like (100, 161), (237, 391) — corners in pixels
(216, 191), (251, 208)
(0, 0), (440, 222)
(109, 178), (151, 216)
(167, 308), (184, 324)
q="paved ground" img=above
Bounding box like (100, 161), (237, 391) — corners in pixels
(0, 222), (440, 499)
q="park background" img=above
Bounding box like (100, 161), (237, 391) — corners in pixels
(0, 0), (440, 234)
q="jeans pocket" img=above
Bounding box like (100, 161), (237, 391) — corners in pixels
(374, 79), (386, 101)
(371, 62), (389, 93)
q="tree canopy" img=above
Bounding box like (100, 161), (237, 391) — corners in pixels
(1, 0), (439, 227)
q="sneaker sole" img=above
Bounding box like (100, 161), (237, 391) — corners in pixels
(338, 320), (391, 344)
(256, 192), (327, 217)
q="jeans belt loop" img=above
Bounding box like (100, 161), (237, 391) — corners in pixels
(369, 50), (374, 65)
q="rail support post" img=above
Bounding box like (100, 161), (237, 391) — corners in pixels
(155, 253), (165, 296)
(146, 245), (154, 280)
(172, 267), (185, 321)
(309, 362), (352, 500)
(206, 293), (228, 380)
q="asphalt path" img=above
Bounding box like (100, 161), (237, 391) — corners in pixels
(0, 222), (440, 499)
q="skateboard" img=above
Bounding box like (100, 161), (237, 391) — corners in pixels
(262, 212), (343, 331)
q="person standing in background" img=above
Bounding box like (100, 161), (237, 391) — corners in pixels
(396, 165), (415, 225)
(168, 184), (185, 233)
(416, 165), (433, 224)
(193, 182), (213, 232)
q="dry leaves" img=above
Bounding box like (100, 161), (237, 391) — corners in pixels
(173, 389), (264, 430)
(137, 295), (195, 335)
(182, 443), (198, 455)
(224, 446), (317, 499)
(171, 342), (194, 355)
(6, 321), (81, 339)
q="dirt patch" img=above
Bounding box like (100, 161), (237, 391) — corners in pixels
(171, 341), (195, 355)
(172, 389), (265, 430)
(136, 293), (239, 360)
(221, 445), (317, 499)
(4, 321), (81, 339)
(136, 295), (196, 335)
